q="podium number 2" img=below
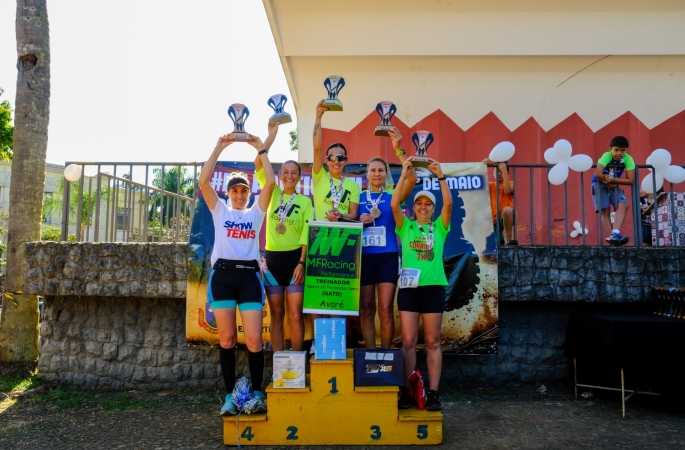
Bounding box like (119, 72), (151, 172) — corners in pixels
(328, 377), (338, 394)
(370, 425), (381, 440)
(286, 426), (299, 440)
(241, 427), (254, 441)
(417, 425), (428, 440)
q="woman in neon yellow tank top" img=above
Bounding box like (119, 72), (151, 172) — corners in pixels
(255, 123), (314, 352)
(391, 156), (453, 412)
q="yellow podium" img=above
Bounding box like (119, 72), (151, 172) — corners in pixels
(223, 350), (443, 446)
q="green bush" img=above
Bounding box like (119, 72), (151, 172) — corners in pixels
(41, 225), (61, 241)
(67, 234), (76, 242)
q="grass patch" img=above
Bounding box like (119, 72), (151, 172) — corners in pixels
(0, 369), (42, 393)
(97, 394), (152, 411)
(197, 394), (217, 405)
(41, 386), (89, 409)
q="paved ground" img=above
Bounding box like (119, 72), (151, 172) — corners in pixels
(1, 385), (683, 449)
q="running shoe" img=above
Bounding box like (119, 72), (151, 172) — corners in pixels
(425, 390), (442, 411)
(398, 387), (412, 410)
(608, 231), (629, 246)
(220, 394), (237, 416)
(251, 390), (267, 413)
(505, 239), (519, 246)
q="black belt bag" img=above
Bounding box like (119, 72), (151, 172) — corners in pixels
(213, 259), (259, 272)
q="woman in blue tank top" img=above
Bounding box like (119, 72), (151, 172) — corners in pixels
(358, 128), (416, 349)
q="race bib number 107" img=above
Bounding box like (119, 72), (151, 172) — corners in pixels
(398, 268), (421, 289)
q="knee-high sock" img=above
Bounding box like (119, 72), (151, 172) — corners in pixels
(248, 349), (265, 392)
(220, 346), (236, 394)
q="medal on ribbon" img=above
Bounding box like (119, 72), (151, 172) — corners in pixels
(329, 173), (345, 214)
(276, 192), (297, 234)
(417, 222), (435, 261)
(366, 187), (384, 219)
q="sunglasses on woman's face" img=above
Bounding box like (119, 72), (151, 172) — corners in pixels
(326, 154), (348, 162)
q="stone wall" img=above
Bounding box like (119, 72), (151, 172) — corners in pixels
(498, 246), (685, 302)
(26, 242), (684, 390)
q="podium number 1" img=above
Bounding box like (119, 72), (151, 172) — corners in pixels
(328, 377), (338, 394)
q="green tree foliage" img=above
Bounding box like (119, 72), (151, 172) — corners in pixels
(0, 87), (13, 162)
(148, 166), (195, 227)
(289, 129), (298, 152)
(42, 179), (108, 240)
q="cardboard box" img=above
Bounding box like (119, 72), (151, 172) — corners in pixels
(651, 192), (685, 246)
(353, 349), (404, 387)
(272, 351), (306, 388)
(314, 318), (346, 360)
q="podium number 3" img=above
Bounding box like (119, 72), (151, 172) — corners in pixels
(328, 377), (338, 394)
(286, 426), (299, 440)
(370, 425), (381, 440)
(417, 425), (428, 440)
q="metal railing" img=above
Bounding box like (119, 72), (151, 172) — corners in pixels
(492, 163), (685, 247)
(60, 162), (201, 243)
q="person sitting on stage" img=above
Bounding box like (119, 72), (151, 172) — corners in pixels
(312, 99), (360, 222)
(359, 127), (415, 349)
(198, 132), (276, 416)
(254, 122), (313, 352)
(391, 156), (452, 412)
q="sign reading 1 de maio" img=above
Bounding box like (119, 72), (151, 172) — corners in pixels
(303, 221), (362, 316)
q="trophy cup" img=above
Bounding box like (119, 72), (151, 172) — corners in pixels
(374, 101), (397, 136)
(411, 130), (434, 168)
(228, 103), (250, 142)
(267, 94), (292, 126)
(323, 75), (345, 111)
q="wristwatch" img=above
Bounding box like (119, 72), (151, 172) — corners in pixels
(395, 148), (405, 156)
(298, 261), (305, 266)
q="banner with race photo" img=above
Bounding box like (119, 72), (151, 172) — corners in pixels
(186, 161), (498, 354)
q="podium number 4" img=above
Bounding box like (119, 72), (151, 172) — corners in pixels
(241, 427), (254, 441)
(328, 377), (338, 394)
(417, 425), (428, 440)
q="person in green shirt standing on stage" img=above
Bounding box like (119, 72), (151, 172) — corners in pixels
(391, 156), (453, 412)
(255, 123), (314, 352)
(312, 99), (360, 221)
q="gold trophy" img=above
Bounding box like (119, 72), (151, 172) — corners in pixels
(411, 130), (434, 168)
(323, 75), (345, 111)
(374, 101), (397, 136)
(228, 103), (250, 141)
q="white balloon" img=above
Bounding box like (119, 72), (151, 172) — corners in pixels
(64, 164), (82, 182)
(663, 165), (685, 184)
(548, 163), (569, 185)
(650, 149), (671, 171)
(83, 165), (99, 178)
(570, 230), (580, 238)
(554, 139), (572, 162)
(641, 172), (664, 194)
(568, 154), (593, 172)
(489, 141), (515, 162)
(573, 221), (581, 230)
(544, 148), (559, 164)
(646, 155), (652, 172)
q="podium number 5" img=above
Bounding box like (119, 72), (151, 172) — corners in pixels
(328, 377), (338, 394)
(417, 425), (428, 440)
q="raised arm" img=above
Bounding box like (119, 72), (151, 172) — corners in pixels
(391, 158), (414, 230)
(254, 122), (279, 172)
(246, 135), (276, 212)
(312, 100), (328, 175)
(199, 135), (234, 211)
(427, 158), (452, 229)
(389, 127), (417, 202)
(499, 162), (513, 194)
